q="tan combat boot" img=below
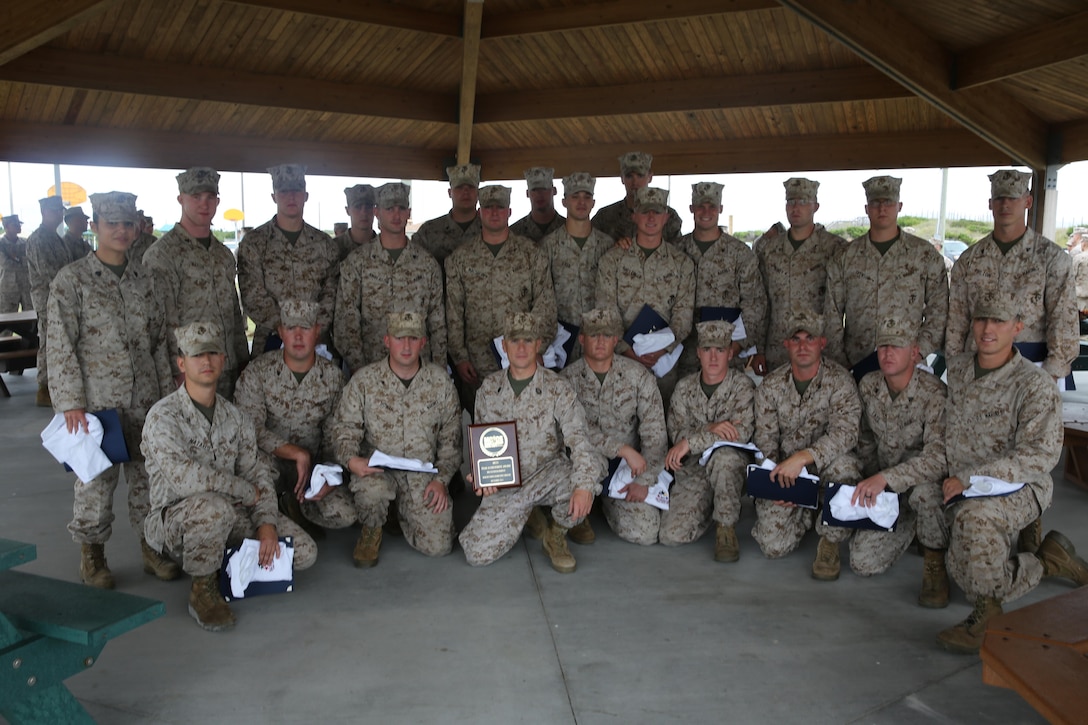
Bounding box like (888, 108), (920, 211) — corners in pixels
(918, 547), (950, 608)
(811, 536), (840, 581)
(79, 543), (115, 589)
(353, 526), (382, 568)
(542, 521), (577, 573)
(524, 506), (548, 540)
(936, 596), (1002, 654)
(1037, 530), (1088, 586)
(1018, 516), (1042, 554)
(568, 518), (596, 545)
(141, 539), (182, 581)
(188, 574), (235, 632)
(36, 383), (51, 408)
(714, 524), (740, 563)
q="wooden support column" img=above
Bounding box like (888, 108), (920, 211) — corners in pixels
(457, 0), (484, 166)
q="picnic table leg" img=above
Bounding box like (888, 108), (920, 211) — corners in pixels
(2, 682), (97, 725)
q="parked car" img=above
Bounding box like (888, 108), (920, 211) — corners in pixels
(942, 240), (968, 262)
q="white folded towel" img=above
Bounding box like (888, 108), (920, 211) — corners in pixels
(226, 538), (294, 599)
(607, 458), (672, 511)
(651, 343), (683, 378)
(698, 439), (763, 466)
(632, 328), (675, 356)
(368, 449), (439, 474)
(963, 475), (1025, 498)
(40, 412), (113, 484)
(828, 484), (900, 528)
(305, 463), (344, 500)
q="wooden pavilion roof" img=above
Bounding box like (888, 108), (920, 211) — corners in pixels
(1, 0), (1086, 181)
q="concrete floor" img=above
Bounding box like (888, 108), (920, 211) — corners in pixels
(3, 368), (1081, 724)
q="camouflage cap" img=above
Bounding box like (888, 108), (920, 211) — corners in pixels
(176, 321), (225, 356)
(1074, 226), (1087, 235)
(268, 164), (307, 192)
(39, 195), (64, 211)
(988, 169), (1032, 199)
(344, 184), (376, 207)
(89, 191), (139, 223)
(377, 182), (411, 209)
(697, 319), (735, 348)
(504, 311), (540, 341)
(863, 175), (902, 203)
(633, 187), (669, 214)
(785, 308), (824, 338)
(619, 151), (653, 176)
(972, 288), (1017, 322)
(580, 308), (622, 337)
(63, 206), (88, 221)
(874, 316), (918, 348)
(784, 177), (820, 200)
(562, 172), (595, 196)
(176, 167), (220, 195)
(478, 185), (512, 208)
(386, 310), (426, 338)
(447, 164), (481, 189)
(524, 167), (555, 190)
(2, 214), (21, 225)
(278, 299), (320, 328)
(691, 181), (723, 207)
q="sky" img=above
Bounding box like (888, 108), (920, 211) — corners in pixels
(2, 159), (1085, 237)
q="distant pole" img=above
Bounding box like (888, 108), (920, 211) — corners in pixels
(936, 168), (949, 240)
(6, 162), (12, 213)
(53, 163), (64, 233)
(240, 173), (246, 221)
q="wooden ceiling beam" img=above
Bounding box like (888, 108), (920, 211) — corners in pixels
(0, 48), (456, 124)
(0, 0), (120, 66)
(0, 121), (448, 180)
(457, 0), (484, 164)
(776, 0), (1049, 169)
(481, 0), (777, 38)
(474, 130), (1008, 180)
(476, 66), (909, 123)
(226, 0), (462, 36)
(954, 11), (1088, 89)
(1057, 119), (1088, 164)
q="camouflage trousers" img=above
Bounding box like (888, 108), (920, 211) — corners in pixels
(0, 279), (31, 313)
(846, 507), (917, 577)
(156, 492), (318, 577)
(35, 311), (50, 388)
(603, 497), (661, 545)
(751, 454), (860, 558)
(68, 462), (149, 545)
(460, 457), (583, 566)
(303, 470), (455, 557)
(945, 486), (1044, 602)
(908, 480), (953, 550)
(659, 447), (748, 546)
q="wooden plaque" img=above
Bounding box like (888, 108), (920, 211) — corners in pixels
(468, 421), (522, 490)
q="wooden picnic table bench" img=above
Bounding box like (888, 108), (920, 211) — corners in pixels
(0, 538), (164, 725)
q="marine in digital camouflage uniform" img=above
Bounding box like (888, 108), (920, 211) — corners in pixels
(751, 309), (861, 579)
(142, 321), (317, 632)
(234, 300), (344, 537)
(752, 178), (847, 375)
(0, 213), (32, 313)
(27, 196), (92, 405)
(676, 182), (767, 376)
(662, 320), (755, 561)
(334, 184), (377, 261)
(852, 317), (947, 596)
(321, 310), (461, 565)
(48, 191), (175, 589)
(143, 167), (250, 399)
(510, 167), (565, 243)
(445, 184), (557, 413)
(128, 210), (157, 264)
(561, 308), (667, 545)
(946, 170), (1077, 381)
(237, 164), (340, 354)
(1072, 229), (1088, 312)
(935, 292), (1087, 654)
(413, 164), (482, 266)
(595, 186), (695, 407)
(592, 151), (683, 243)
(335, 182), (446, 372)
(541, 172), (614, 364)
(823, 176), (948, 379)
(460, 312), (604, 572)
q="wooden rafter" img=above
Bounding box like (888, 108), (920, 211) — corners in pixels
(227, 0), (461, 36)
(954, 11), (1088, 89)
(776, 0), (1049, 169)
(457, 0), (484, 165)
(0, 0), (119, 66)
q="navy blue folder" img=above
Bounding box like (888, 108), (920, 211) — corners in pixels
(820, 483), (897, 531)
(622, 305), (670, 347)
(264, 331), (284, 353)
(850, 350), (880, 382)
(63, 408), (130, 473)
(218, 536), (295, 601)
(746, 464), (820, 509)
(698, 306), (741, 324)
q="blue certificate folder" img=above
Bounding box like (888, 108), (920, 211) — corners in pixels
(622, 305), (669, 347)
(218, 536), (295, 602)
(820, 483), (898, 532)
(746, 464), (820, 509)
(62, 408), (130, 472)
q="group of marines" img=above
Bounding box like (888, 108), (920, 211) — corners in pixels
(16, 151), (1088, 655)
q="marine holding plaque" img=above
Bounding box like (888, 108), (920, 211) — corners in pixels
(469, 421), (521, 489)
(459, 312), (606, 574)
